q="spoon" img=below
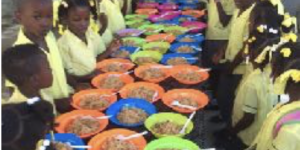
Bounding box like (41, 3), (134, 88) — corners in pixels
(66, 142), (92, 149)
(171, 101), (197, 110)
(179, 111), (196, 134)
(116, 131), (149, 141)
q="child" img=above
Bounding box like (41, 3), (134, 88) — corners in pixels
(213, 0), (258, 127)
(249, 43), (300, 150)
(2, 44), (69, 113)
(98, 0), (126, 33)
(8, 0), (72, 111)
(57, 0), (121, 83)
(2, 98), (54, 150)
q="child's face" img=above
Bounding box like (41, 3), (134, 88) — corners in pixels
(66, 6), (90, 38)
(35, 56), (53, 89)
(15, 0), (53, 39)
(234, 0), (253, 10)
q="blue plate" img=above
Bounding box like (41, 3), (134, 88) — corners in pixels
(161, 53), (197, 65)
(119, 46), (139, 54)
(155, 20), (180, 26)
(178, 4), (198, 10)
(161, 0), (179, 3)
(45, 133), (85, 150)
(172, 15), (197, 23)
(176, 34), (205, 43)
(177, 0), (199, 4)
(106, 98), (157, 127)
(170, 42), (202, 54)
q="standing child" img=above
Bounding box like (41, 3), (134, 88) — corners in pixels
(57, 0), (121, 85)
(249, 43), (300, 150)
(97, 0), (126, 33)
(7, 0), (73, 112)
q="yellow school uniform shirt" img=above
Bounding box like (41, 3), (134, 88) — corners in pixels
(232, 68), (278, 145)
(117, 0), (133, 14)
(58, 28), (106, 76)
(90, 19), (114, 47)
(270, 124), (300, 150)
(99, 0), (126, 33)
(249, 101), (300, 150)
(223, 4), (255, 74)
(206, 0), (236, 40)
(11, 29), (72, 101)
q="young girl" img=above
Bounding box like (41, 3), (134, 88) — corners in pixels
(8, 0), (72, 111)
(98, 0), (126, 33)
(249, 43), (300, 150)
(57, 0), (121, 84)
(2, 98), (54, 150)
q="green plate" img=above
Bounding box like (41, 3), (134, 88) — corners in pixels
(142, 42), (170, 54)
(122, 37), (146, 47)
(130, 50), (163, 65)
(145, 137), (200, 150)
(138, 24), (164, 35)
(164, 26), (188, 36)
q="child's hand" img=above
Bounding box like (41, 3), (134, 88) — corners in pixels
(55, 98), (72, 113)
(75, 83), (92, 92)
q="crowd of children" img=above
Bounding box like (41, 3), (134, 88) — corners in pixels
(1, 0), (300, 149)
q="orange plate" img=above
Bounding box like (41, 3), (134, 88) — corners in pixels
(146, 34), (176, 43)
(162, 89), (209, 113)
(72, 89), (117, 111)
(55, 110), (109, 138)
(88, 128), (147, 150)
(171, 65), (209, 84)
(135, 8), (158, 15)
(91, 72), (134, 92)
(119, 82), (165, 103)
(182, 10), (205, 18)
(96, 58), (135, 73)
(134, 64), (171, 83)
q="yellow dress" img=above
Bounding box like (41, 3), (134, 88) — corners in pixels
(249, 101), (300, 150)
(223, 4), (256, 74)
(99, 0), (126, 33)
(232, 68), (278, 145)
(10, 29), (72, 101)
(57, 28), (106, 76)
(206, 0), (236, 40)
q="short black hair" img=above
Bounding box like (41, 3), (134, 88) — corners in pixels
(15, 0), (52, 10)
(2, 100), (54, 150)
(58, 0), (98, 25)
(2, 44), (46, 87)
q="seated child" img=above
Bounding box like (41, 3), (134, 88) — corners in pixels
(2, 98), (54, 150)
(57, 0), (121, 84)
(9, 0), (72, 111)
(2, 44), (68, 113)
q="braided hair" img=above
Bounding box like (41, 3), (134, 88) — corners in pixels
(2, 99), (54, 150)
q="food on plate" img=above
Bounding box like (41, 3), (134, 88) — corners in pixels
(102, 63), (128, 73)
(99, 76), (125, 90)
(117, 107), (148, 125)
(166, 30), (184, 36)
(179, 37), (194, 42)
(145, 47), (164, 53)
(155, 149), (181, 150)
(174, 71), (202, 82)
(79, 94), (110, 110)
(135, 57), (156, 64)
(101, 137), (138, 150)
(166, 57), (189, 66)
(151, 120), (183, 135)
(52, 142), (73, 150)
(176, 46), (194, 53)
(128, 86), (157, 102)
(139, 68), (167, 80)
(112, 50), (130, 58)
(66, 117), (100, 136)
(123, 40), (138, 47)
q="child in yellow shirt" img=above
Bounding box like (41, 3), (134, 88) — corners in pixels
(9, 0), (72, 113)
(57, 0), (121, 87)
(249, 42), (300, 150)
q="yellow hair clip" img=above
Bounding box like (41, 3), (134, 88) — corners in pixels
(274, 69), (300, 94)
(282, 33), (298, 43)
(61, 1), (68, 8)
(58, 24), (65, 35)
(280, 48), (292, 58)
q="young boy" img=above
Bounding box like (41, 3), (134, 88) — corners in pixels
(7, 0), (73, 112)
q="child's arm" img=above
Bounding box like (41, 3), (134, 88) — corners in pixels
(121, 0), (128, 15)
(212, 42), (228, 64)
(225, 46), (246, 74)
(98, 13), (108, 35)
(54, 97), (72, 113)
(215, 0), (233, 27)
(96, 37), (122, 61)
(231, 113), (255, 135)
